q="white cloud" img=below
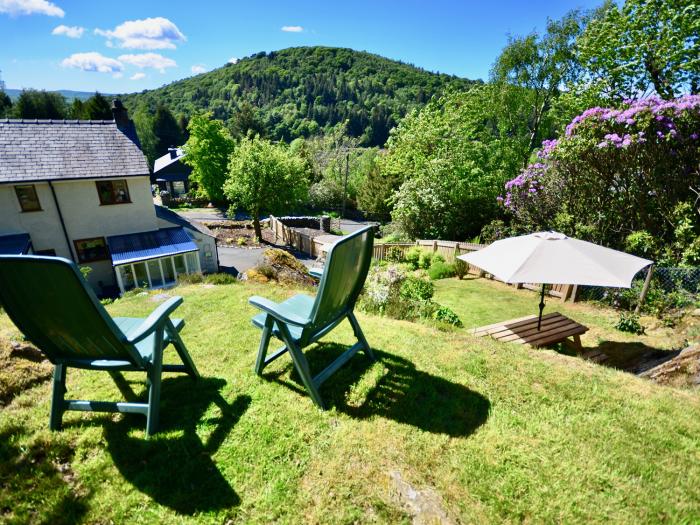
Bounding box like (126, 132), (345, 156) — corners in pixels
(118, 52), (176, 72)
(281, 25), (303, 32)
(191, 64), (207, 74)
(52, 24), (84, 38)
(95, 17), (186, 50)
(130, 72), (146, 80)
(61, 52), (123, 74)
(0, 0), (64, 17)
(228, 57), (238, 64)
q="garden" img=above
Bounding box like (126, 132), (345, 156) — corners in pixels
(1, 275), (700, 523)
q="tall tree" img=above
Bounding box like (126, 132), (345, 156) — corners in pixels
(13, 89), (67, 119)
(491, 9), (588, 160)
(182, 112), (235, 202)
(153, 105), (185, 156)
(578, 0), (700, 100)
(0, 90), (11, 118)
(224, 135), (309, 239)
(229, 101), (267, 138)
(83, 92), (113, 120)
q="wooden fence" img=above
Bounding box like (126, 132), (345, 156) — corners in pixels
(374, 239), (578, 303)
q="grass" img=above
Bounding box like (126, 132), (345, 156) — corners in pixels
(1, 278), (700, 523)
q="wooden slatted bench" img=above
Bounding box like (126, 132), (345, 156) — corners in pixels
(471, 312), (588, 350)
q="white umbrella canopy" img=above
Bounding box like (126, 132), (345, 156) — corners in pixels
(458, 231), (652, 287)
(458, 231), (653, 330)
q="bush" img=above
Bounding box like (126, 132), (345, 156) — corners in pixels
(400, 275), (435, 302)
(453, 258), (468, 280)
(404, 247), (422, 270)
(385, 246), (405, 263)
(428, 261), (456, 280)
(432, 254), (445, 264)
(615, 313), (645, 335)
(432, 306), (463, 327)
(419, 251), (434, 269)
(204, 273), (238, 285)
(177, 272), (204, 284)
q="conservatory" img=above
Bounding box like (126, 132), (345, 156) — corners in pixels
(106, 227), (201, 294)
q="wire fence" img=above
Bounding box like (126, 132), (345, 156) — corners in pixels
(578, 266), (700, 303)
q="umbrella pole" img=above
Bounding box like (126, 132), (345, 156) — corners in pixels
(537, 284), (546, 330)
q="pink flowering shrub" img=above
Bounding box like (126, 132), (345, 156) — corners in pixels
(503, 95), (700, 263)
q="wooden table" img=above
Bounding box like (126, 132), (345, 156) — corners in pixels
(471, 312), (588, 349)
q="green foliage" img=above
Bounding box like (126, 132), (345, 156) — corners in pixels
(67, 92), (112, 120)
(578, 0), (700, 100)
(453, 258), (468, 280)
(385, 86), (531, 240)
(419, 250), (434, 270)
(614, 312), (645, 335)
(182, 113), (236, 202)
(505, 96), (700, 262)
(12, 89), (67, 119)
(0, 90), (11, 118)
(224, 134), (309, 239)
(79, 266), (92, 281)
(121, 46), (476, 147)
(153, 105), (185, 157)
(203, 273), (238, 285)
(432, 305), (463, 327)
(399, 275), (435, 302)
(479, 219), (511, 244)
(385, 246), (405, 263)
(404, 247), (422, 270)
(428, 261), (456, 280)
(177, 272), (205, 285)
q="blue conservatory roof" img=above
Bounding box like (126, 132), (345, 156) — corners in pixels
(106, 227), (197, 266)
(0, 233), (32, 255)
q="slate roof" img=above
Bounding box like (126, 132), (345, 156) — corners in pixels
(154, 147), (186, 173)
(154, 205), (216, 238)
(0, 119), (150, 184)
(0, 233), (32, 255)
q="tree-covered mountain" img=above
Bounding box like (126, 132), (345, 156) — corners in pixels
(120, 46), (477, 147)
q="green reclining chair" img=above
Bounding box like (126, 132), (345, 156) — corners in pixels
(249, 226), (376, 408)
(0, 255), (199, 437)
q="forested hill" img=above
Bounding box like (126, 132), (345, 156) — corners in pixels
(120, 46), (477, 146)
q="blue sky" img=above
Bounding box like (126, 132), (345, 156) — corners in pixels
(1, 0), (602, 94)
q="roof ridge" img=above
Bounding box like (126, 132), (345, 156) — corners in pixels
(1, 119), (116, 125)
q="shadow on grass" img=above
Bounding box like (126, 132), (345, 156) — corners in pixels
(265, 344), (490, 438)
(0, 425), (89, 524)
(101, 376), (250, 515)
(582, 340), (680, 372)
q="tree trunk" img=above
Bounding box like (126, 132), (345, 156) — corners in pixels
(253, 216), (262, 242)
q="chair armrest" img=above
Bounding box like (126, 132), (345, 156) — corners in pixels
(126, 296), (184, 344)
(309, 268), (324, 280)
(248, 296), (311, 327)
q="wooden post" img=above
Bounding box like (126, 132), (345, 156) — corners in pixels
(561, 284), (572, 303)
(432, 240), (438, 253)
(634, 264), (654, 315)
(568, 284), (578, 303)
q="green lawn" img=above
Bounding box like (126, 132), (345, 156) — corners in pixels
(1, 278), (699, 524)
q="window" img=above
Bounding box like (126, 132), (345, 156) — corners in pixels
(15, 185), (42, 212)
(74, 237), (110, 263)
(96, 180), (131, 205)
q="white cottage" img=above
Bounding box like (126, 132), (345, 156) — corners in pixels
(0, 100), (218, 296)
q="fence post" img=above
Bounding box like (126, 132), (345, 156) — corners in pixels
(569, 284), (579, 303)
(634, 264), (654, 315)
(432, 240), (438, 253)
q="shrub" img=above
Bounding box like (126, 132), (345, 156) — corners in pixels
(503, 96), (700, 263)
(453, 258), (468, 280)
(385, 246), (405, 263)
(419, 251), (434, 270)
(404, 247), (422, 270)
(432, 254), (445, 264)
(432, 306), (463, 327)
(400, 275), (435, 302)
(79, 265), (92, 281)
(204, 273), (238, 285)
(177, 272), (204, 285)
(236, 237), (247, 246)
(428, 261), (456, 280)
(615, 313), (645, 335)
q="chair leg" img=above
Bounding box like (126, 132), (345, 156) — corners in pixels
(254, 316), (274, 375)
(146, 330), (164, 437)
(348, 311), (375, 361)
(49, 364), (66, 431)
(165, 319), (200, 379)
(278, 325), (325, 409)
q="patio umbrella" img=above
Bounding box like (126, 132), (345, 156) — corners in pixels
(458, 231), (652, 329)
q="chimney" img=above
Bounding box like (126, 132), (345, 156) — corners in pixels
(111, 99), (131, 129)
(169, 147), (178, 159)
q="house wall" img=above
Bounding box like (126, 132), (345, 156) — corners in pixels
(156, 216), (218, 273)
(0, 176), (157, 294)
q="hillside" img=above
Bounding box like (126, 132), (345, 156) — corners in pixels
(120, 46), (477, 146)
(5, 88), (115, 102)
